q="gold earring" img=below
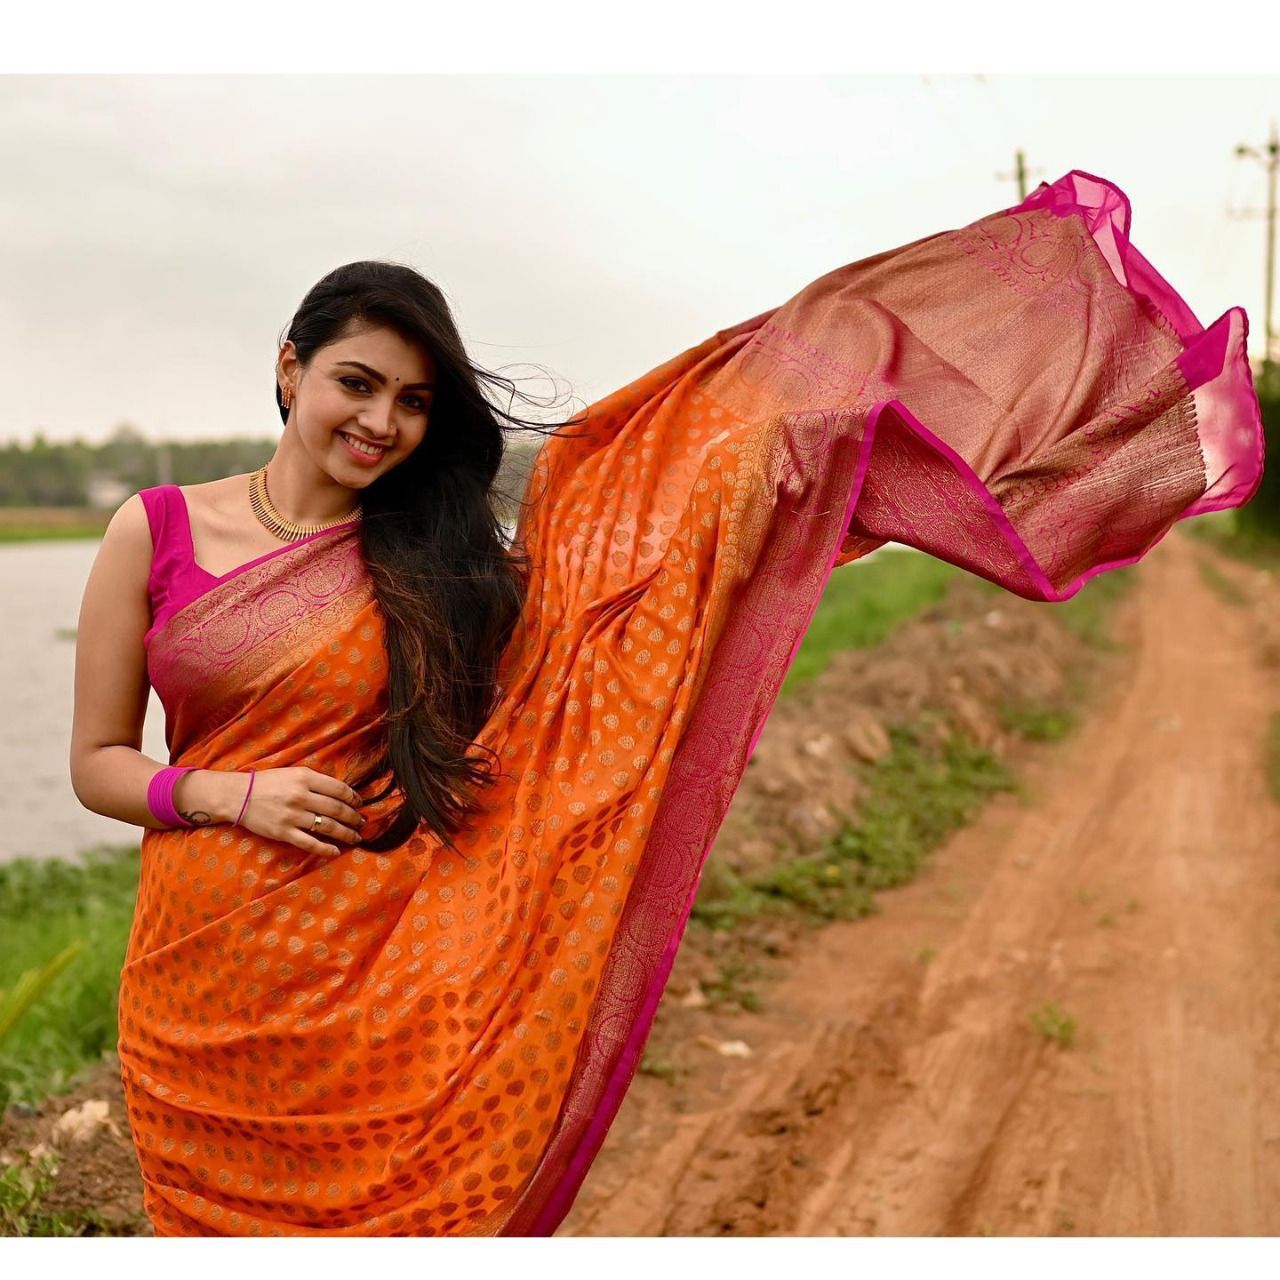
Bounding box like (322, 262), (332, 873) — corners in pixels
(282, 383), (293, 410)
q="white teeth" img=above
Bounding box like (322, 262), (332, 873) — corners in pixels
(341, 433), (385, 457)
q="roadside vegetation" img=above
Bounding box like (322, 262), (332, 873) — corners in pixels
(0, 1147), (123, 1237)
(0, 848), (138, 1110)
(1185, 509), (1280, 572)
(1181, 402), (1280, 806)
(779, 549), (957, 695)
(1196, 555), (1251, 607)
(1183, 388), (1280, 570)
(692, 721), (1019, 932)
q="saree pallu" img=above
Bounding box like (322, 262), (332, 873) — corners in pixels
(120, 171), (1264, 1236)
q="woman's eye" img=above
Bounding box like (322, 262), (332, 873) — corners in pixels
(339, 377), (428, 412)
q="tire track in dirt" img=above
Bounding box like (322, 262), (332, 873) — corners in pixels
(562, 531), (1280, 1236)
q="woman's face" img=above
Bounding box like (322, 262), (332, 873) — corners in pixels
(279, 321), (437, 490)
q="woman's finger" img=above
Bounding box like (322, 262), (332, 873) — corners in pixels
(308, 790), (365, 832)
(303, 809), (362, 846)
(306, 769), (363, 809)
(296, 832), (342, 857)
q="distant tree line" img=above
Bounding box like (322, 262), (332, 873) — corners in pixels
(0, 422), (543, 521)
(0, 424), (275, 507)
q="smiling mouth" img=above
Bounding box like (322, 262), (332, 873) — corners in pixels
(338, 431), (388, 458)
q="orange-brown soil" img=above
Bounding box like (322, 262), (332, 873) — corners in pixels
(562, 531), (1280, 1236)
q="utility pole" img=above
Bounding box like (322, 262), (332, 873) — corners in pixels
(997, 149), (1040, 203)
(1235, 121), (1279, 390)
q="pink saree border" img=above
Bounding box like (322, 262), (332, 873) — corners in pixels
(512, 409), (867, 1236)
(509, 172), (1266, 1235)
(143, 507), (361, 650)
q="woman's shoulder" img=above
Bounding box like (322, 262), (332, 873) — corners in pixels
(175, 473), (257, 532)
(179, 474), (253, 521)
(135, 475), (251, 515)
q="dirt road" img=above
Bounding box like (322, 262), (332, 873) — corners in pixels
(562, 531), (1280, 1236)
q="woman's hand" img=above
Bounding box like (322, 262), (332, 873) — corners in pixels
(231, 767), (366, 857)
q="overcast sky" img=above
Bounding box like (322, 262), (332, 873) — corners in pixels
(2, 72), (1277, 447)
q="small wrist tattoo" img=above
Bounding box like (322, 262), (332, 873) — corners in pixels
(178, 808), (214, 826)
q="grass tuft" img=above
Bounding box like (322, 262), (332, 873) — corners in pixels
(999, 699), (1076, 742)
(1030, 1001), (1078, 1048)
(0, 1148), (122, 1236)
(0, 845), (139, 1109)
(701, 961), (766, 1013)
(637, 1054), (683, 1084)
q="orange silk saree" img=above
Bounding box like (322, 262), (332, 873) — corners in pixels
(121, 172), (1264, 1235)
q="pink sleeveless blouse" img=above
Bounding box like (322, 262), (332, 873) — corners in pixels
(137, 484), (360, 646)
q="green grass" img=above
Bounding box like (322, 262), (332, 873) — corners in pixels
(1052, 565), (1138, 649)
(1183, 510), (1280, 571)
(0, 507), (111, 543)
(998, 699), (1077, 741)
(0, 525), (107, 543)
(1030, 1001), (1078, 1048)
(691, 723), (1019, 931)
(0, 943), (86, 1043)
(963, 554), (1137, 651)
(637, 1054), (683, 1084)
(701, 960), (766, 1013)
(0, 1148), (123, 1236)
(0, 845), (139, 1109)
(1195, 557), (1249, 607)
(780, 550), (957, 697)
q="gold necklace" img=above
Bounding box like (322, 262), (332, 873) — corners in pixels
(249, 464), (363, 541)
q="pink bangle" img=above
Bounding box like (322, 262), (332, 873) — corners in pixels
(146, 766), (196, 828)
(235, 771), (255, 826)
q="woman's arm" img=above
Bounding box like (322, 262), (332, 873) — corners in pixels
(68, 493), (244, 828)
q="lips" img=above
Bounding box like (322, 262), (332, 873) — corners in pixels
(337, 431), (389, 462)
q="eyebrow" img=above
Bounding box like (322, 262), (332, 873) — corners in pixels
(334, 360), (435, 391)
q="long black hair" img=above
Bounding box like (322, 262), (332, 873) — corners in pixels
(277, 260), (581, 854)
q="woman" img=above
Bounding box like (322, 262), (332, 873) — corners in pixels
(70, 171), (1263, 1236)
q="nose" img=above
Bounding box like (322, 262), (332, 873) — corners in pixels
(356, 398), (397, 441)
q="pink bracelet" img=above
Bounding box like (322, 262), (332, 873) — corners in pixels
(146, 765), (196, 828)
(235, 771), (255, 826)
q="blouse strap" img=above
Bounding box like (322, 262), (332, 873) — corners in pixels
(160, 484), (197, 570)
(138, 484), (199, 581)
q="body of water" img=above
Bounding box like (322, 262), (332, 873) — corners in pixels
(1, 537), (169, 863)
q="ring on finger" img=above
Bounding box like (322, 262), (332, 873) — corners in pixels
(312, 814), (327, 832)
